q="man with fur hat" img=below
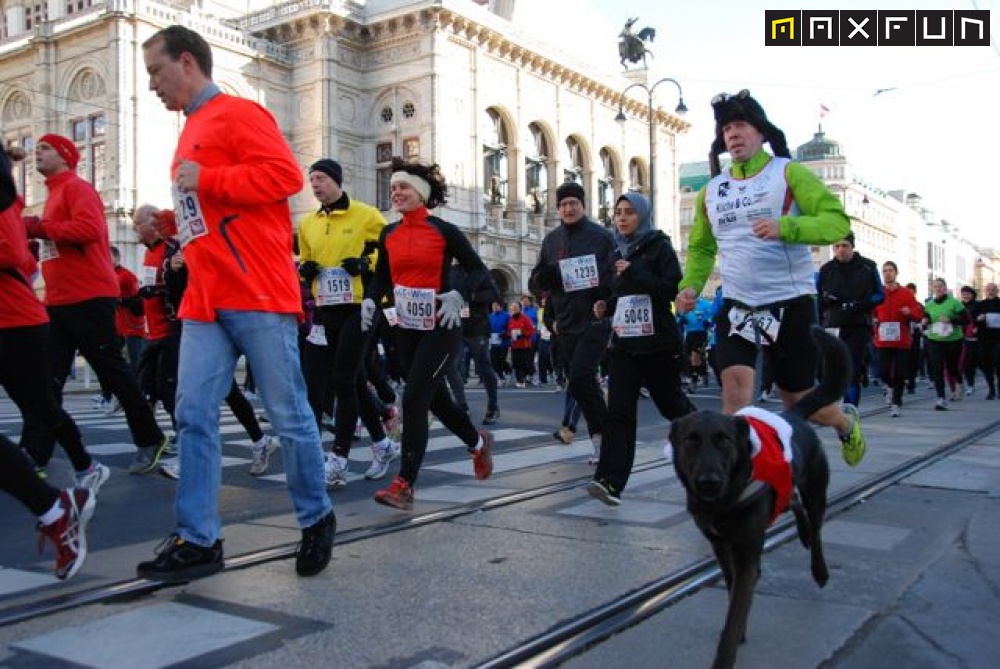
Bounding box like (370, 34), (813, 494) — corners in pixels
(22, 134), (169, 475)
(675, 90), (869, 466)
(529, 181), (615, 464)
(818, 231), (884, 407)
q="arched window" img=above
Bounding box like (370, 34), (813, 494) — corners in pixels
(629, 157), (647, 194)
(525, 123), (549, 215)
(483, 109), (509, 207)
(2, 92), (35, 204)
(564, 137), (584, 184)
(597, 148), (617, 226)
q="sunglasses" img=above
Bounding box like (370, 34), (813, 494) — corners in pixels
(711, 89), (751, 106)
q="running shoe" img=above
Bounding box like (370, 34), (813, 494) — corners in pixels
(482, 409), (499, 426)
(249, 435), (278, 476)
(839, 404), (867, 466)
(471, 431), (494, 479)
(374, 476), (414, 510)
(137, 534), (224, 583)
(159, 457), (181, 480)
(364, 439), (401, 480)
(37, 488), (96, 580)
(129, 437), (171, 475)
(324, 453), (348, 489)
(890, 404), (900, 418)
(74, 462), (111, 493)
(296, 510), (336, 577)
(587, 479), (622, 507)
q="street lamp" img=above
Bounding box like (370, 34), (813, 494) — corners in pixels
(615, 77), (687, 226)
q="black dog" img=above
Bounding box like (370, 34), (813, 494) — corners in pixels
(668, 327), (851, 669)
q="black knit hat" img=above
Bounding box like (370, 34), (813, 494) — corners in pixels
(708, 90), (790, 176)
(842, 231), (855, 247)
(556, 181), (585, 206)
(310, 159), (343, 186)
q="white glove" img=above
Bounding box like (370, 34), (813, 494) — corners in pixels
(436, 290), (464, 330)
(360, 298), (377, 332)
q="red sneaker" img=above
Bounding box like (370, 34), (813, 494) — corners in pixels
(471, 431), (494, 480)
(37, 489), (96, 580)
(374, 476), (414, 510)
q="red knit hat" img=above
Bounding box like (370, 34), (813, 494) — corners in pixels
(39, 134), (80, 170)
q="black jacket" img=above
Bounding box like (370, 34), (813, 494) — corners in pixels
(818, 253), (884, 328)
(528, 216), (615, 337)
(608, 230), (684, 355)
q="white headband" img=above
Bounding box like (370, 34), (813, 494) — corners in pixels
(390, 171), (431, 203)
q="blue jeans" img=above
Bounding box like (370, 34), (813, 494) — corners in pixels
(175, 311), (331, 547)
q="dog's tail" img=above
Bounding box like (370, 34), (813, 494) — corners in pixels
(786, 326), (852, 420)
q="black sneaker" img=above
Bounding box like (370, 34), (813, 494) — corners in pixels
(482, 410), (499, 426)
(587, 479), (622, 507)
(137, 534), (224, 583)
(296, 511), (336, 577)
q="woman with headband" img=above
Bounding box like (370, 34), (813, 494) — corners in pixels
(362, 158), (494, 510)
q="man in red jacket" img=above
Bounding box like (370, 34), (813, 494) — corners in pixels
(22, 134), (169, 475)
(136, 25), (334, 583)
(873, 261), (924, 417)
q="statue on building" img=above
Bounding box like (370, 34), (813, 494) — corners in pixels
(619, 17), (655, 69)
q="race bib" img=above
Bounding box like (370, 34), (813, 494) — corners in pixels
(171, 184), (209, 247)
(139, 266), (158, 288)
(729, 306), (782, 345)
(986, 313), (1000, 329)
(559, 254), (599, 292)
(612, 294), (655, 338)
(383, 307), (399, 327)
(878, 321), (901, 342)
(305, 324), (328, 346)
(930, 322), (954, 338)
(490, 333), (501, 346)
(315, 267), (355, 306)
(394, 285), (436, 330)
(37, 240), (60, 262)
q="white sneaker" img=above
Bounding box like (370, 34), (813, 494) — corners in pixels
(249, 435), (278, 476)
(364, 439), (401, 480)
(103, 397), (122, 415)
(159, 456), (181, 480)
(75, 462), (111, 493)
(323, 453), (348, 489)
(588, 434), (601, 466)
(965, 385), (974, 397)
(890, 404), (900, 418)
(882, 387), (891, 406)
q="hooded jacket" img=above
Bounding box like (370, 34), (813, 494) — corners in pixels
(607, 192), (684, 355)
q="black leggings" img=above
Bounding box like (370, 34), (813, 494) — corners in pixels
(877, 347), (910, 406)
(0, 324), (92, 472)
(138, 334), (180, 423)
(596, 347), (696, 492)
(395, 327), (479, 485)
(556, 324), (608, 438)
(304, 306), (386, 458)
(925, 339), (962, 399)
(22, 298), (163, 466)
(0, 432), (60, 517)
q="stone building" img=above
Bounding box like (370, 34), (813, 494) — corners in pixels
(0, 0), (688, 298)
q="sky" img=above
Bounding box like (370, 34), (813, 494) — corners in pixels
(514, 0), (999, 248)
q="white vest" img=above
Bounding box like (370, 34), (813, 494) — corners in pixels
(704, 157), (816, 308)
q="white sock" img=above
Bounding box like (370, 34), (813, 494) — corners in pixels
(39, 499), (64, 526)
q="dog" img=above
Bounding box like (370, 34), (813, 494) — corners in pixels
(667, 327), (850, 669)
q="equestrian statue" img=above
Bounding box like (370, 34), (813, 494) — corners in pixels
(619, 17), (656, 69)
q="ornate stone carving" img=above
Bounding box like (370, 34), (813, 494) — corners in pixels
(2, 92), (31, 123)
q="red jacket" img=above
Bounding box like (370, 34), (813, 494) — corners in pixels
(28, 170), (117, 306)
(506, 313), (536, 350)
(114, 265), (145, 337)
(0, 196), (48, 328)
(873, 284), (924, 349)
(141, 240), (181, 341)
(170, 94), (304, 322)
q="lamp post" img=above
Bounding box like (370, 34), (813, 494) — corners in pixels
(615, 77), (687, 227)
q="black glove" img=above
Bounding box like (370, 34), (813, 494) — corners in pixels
(299, 260), (320, 284)
(137, 285), (163, 300)
(822, 291), (840, 304)
(840, 301), (860, 313)
(341, 256), (370, 277)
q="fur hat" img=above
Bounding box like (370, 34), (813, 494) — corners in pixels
(708, 91), (789, 177)
(310, 159), (343, 186)
(38, 134), (80, 170)
(556, 181), (585, 206)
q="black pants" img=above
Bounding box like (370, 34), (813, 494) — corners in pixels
(877, 347), (910, 406)
(980, 338), (1000, 394)
(925, 338), (962, 399)
(138, 334), (180, 422)
(0, 324), (92, 471)
(395, 327), (479, 485)
(838, 325), (871, 406)
(961, 339), (984, 387)
(304, 306), (385, 458)
(596, 347), (695, 492)
(0, 433), (60, 517)
(22, 298), (163, 466)
(224, 380), (263, 442)
(556, 324), (608, 438)
(511, 347), (534, 383)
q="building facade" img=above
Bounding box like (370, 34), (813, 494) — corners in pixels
(0, 0), (688, 298)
